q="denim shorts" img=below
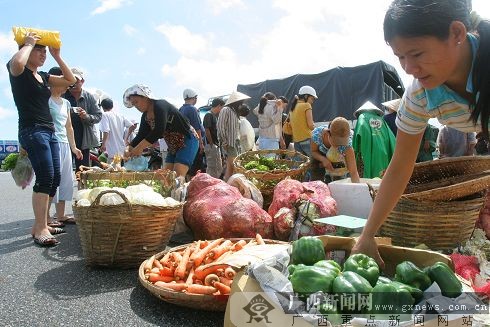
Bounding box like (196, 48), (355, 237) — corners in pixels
(165, 133), (199, 167)
(18, 126), (60, 196)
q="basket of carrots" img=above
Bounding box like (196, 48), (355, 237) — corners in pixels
(138, 234), (288, 311)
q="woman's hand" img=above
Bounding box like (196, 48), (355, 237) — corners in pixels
(24, 32), (40, 46)
(279, 138), (286, 149)
(129, 147), (143, 158)
(321, 157), (334, 171)
(48, 46), (61, 59)
(72, 147), (83, 160)
(351, 234), (385, 269)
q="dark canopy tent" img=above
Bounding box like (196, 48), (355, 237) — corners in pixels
(237, 61), (405, 126)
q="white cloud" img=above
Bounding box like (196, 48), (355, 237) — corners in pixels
(91, 0), (131, 15)
(136, 48), (146, 55)
(207, 0), (245, 15)
(0, 106), (15, 120)
(123, 24), (137, 37)
(158, 0), (412, 102)
(155, 24), (209, 57)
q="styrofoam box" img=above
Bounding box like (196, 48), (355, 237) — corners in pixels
(328, 177), (382, 219)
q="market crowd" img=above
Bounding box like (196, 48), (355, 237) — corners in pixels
(5, 0), (490, 249)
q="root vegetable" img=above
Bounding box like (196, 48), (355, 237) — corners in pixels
(214, 281), (231, 295)
(154, 281), (188, 292)
(175, 246), (192, 280)
(186, 284), (217, 295)
(204, 274), (220, 286)
(224, 267), (236, 279)
(194, 263), (230, 281)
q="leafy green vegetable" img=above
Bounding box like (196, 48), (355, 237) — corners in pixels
(1, 153), (19, 171)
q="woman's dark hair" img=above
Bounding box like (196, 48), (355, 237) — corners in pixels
(290, 94), (309, 112)
(384, 0), (490, 136)
(237, 104), (250, 117)
(258, 92), (276, 114)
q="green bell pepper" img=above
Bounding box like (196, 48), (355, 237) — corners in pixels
(313, 260), (341, 274)
(371, 282), (414, 319)
(287, 263), (306, 275)
(291, 236), (325, 266)
(394, 261), (432, 291)
(289, 266), (338, 295)
(376, 276), (392, 285)
(332, 271), (373, 293)
(427, 261), (462, 298)
(343, 253), (380, 287)
(332, 271), (373, 313)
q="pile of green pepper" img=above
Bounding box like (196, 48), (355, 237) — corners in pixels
(287, 237), (463, 320)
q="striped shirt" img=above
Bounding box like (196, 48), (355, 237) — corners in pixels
(217, 106), (240, 147)
(396, 33), (481, 134)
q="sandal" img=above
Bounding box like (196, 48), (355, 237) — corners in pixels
(48, 227), (66, 235)
(47, 220), (65, 228)
(33, 235), (59, 247)
(57, 217), (76, 224)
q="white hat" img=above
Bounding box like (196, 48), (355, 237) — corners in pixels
(183, 88), (198, 100)
(353, 101), (384, 118)
(225, 91), (251, 106)
(123, 84), (156, 108)
(71, 67), (84, 81)
(298, 85), (318, 99)
(381, 99), (401, 112)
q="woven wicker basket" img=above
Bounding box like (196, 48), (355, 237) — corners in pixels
(379, 194), (484, 251)
(73, 170), (182, 269)
(233, 149), (310, 208)
(404, 156), (490, 201)
(138, 238), (288, 311)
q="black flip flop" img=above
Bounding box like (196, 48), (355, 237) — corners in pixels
(33, 235), (59, 247)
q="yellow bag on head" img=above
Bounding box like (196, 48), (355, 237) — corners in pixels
(12, 26), (62, 48)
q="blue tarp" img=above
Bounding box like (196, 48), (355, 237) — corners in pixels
(237, 60), (405, 127)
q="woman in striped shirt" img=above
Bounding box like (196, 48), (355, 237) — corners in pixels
(353, 0), (490, 265)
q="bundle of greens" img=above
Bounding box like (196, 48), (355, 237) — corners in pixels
(1, 153), (19, 171)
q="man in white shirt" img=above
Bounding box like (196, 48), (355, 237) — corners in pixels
(99, 98), (136, 162)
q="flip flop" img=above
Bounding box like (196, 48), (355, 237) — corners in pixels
(57, 217), (76, 224)
(33, 235), (59, 247)
(47, 221), (65, 228)
(48, 227), (66, 235)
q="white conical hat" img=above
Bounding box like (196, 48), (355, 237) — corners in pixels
(225, 91), (250, 106)
(381, 99), (401, 112)
(353, 101), (384, 118)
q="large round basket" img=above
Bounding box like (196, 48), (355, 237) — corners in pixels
(138, 238), (288, 311)
(379, 194), (484, 251)
(234, 149), (310, 208)
(73, 189), (182, 269)
(403, 156), (490, 201)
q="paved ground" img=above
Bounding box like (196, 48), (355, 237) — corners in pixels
(0, 172), (224, 327)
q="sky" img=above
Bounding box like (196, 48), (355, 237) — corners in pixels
(0, 0), (488, 140)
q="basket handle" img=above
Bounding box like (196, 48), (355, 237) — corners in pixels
(367, 182), (377, 202)
(90, 189), (132, 211)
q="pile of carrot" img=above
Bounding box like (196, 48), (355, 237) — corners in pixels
(143, 234), (266, 295)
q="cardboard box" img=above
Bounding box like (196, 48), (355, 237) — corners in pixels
(224, 235), (473, 327)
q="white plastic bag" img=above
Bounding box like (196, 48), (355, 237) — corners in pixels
(124, 156), (149, 171)
(11, 154), (33, 189)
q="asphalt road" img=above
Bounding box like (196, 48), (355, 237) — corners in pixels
(0, 172), (224, 327)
